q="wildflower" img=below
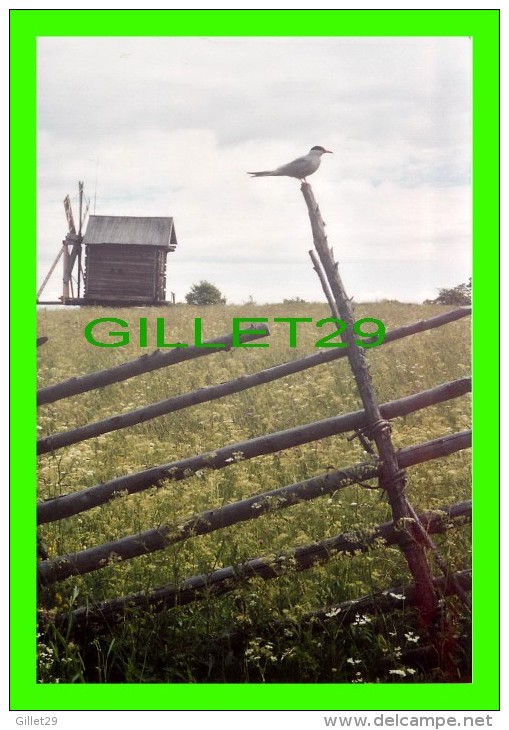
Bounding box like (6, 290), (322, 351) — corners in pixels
(325, 606), (341, 618)
(347, 657), (361, 665)
(389, 669), (407, 677)
(353, 613), (372, 625)
(404, 632), (420, 643)
(389, 592), (405, 601)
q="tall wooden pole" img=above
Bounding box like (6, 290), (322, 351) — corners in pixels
(301, 182), (438, 627)
(78, 181), (83, 297)
(62, 241), (70, 302)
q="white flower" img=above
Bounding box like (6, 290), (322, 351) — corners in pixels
(389, 669), (407, 677)
(404, 632), (420, 643)
(325, 606), (341, 618)
(353, 613), (372, 625)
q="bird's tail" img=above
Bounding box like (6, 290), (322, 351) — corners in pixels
(247, 171), (275, 177)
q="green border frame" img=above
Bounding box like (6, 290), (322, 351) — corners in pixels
(10, 9), (499, 711)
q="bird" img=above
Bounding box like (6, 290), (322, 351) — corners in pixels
(247, 146), (333, 182)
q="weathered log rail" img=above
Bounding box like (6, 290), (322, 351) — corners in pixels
(37, 324), (270, 406)
(51, 502), (471, 630)
(38, 431), (471, 584)
(37, 376), (470, 525)
(208, 569), (472, 671)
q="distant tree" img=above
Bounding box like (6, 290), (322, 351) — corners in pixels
(424, 278), (471, 306)
(185, 281), (226, 306)
(282, 297), (307, 304)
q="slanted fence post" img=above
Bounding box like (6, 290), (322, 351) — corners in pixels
(308, 249), (340, 318)
(301, 182), (439, 627)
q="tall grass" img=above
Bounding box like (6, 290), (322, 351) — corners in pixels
(37, 302), (471, 683)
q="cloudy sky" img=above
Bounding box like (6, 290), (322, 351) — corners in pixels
(37, 35), (471, 304)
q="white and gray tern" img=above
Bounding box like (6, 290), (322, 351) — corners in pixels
(248, 146), (333, 183)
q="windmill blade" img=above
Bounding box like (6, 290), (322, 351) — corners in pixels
(63, 194), (76, 235)
(81, 197), (90, 233)
(63, 193), (81, 299)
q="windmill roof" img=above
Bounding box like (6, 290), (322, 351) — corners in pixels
(84, 215), (177, 249)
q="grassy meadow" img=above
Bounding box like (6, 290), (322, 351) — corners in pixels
(36, 301), (471, 683)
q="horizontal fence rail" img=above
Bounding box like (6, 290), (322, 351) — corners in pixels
(38, 431), (471, 584)
(37, 376), (471, 525)
(210, 569), (473, 670)
(54, 501), (471, 629)
(37, 307), (471, 454)
(219, 568), (473, 645)
(304, 570), (472, 628)
(37, 324), (271, 406)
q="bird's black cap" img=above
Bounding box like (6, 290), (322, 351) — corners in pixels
(311, 145), (332, 153)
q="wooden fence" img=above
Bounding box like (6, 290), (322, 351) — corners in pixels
(37, 183), (472, 660)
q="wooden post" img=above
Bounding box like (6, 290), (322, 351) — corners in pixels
(77, 246), (82, 299)
(62, 241), (70, 302)
(309, 249), (340, 317)
(77, 181), (83, 298)
(301, 182), (439, 627)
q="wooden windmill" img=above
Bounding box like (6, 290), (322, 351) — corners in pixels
(37, 181), (178, 306)
(37, 181), (90, 304)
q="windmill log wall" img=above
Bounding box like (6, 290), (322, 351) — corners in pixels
(84, 244), (167, 303)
